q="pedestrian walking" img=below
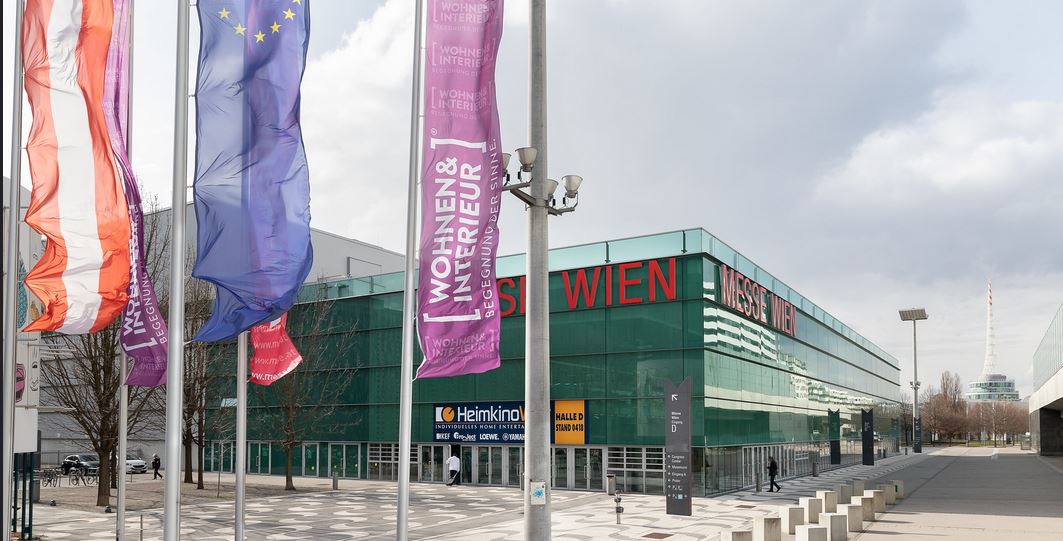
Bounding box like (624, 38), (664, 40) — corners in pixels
(767, 456), (781, 492)
(152, 454), (163, 480)
(445, 452), (460, 486)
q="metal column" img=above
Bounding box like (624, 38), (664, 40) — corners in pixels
(524, 1), (551, 539)
(234, 332), (248, 540)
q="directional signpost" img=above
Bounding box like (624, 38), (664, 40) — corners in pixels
(861, 408), (875, 466)
(664, 378), (692, 516)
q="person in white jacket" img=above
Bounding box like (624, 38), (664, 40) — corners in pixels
(446, 453), (461, 486)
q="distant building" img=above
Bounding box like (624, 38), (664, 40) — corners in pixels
(966, 281), (1019, 402)
(1029, 303), (1063, 455)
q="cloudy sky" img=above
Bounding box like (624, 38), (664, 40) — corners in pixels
(4, 0), (1062, 396)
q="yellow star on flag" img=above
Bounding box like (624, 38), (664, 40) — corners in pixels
(271, 21), (282, 33)
(283, 8), (296, 20)
(234, 24), (246, 36)
(255, 31), (266, 43)
(292, 0), (302, 4)
(218, 8), (230, 19)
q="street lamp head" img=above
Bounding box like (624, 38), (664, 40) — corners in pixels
(544, 178), (559, 199)
(501, 152), (512, 172)
(516, 147), (537, 171)
(898, 308), (928, 321)
(562, 174), (583, 198)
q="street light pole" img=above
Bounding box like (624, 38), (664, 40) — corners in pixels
(899, 308), (927, 454)
(524, 1), (551, 539)
(912, 320), (921, 453)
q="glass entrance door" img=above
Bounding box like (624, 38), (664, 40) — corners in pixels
(418, 445), (450, 483)
(475, 446), (503, 485)
(506, 447), (523, 487)
(573, 448), (604, 490)
(552, 448), (569, 489)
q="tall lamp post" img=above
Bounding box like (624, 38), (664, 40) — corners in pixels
(899, 308), (928, 453)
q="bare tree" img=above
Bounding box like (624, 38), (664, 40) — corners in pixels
(39, 193), (168, 507)
(899, 391), (913, 447)
(250, 299), (357, 490)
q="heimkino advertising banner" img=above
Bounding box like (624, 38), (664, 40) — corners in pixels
(433, 400), (585, 444)
(416, 0), (506, 379)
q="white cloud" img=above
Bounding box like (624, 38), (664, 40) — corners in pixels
(817, 89), (1063, 204)
(300, 0), (415, 250)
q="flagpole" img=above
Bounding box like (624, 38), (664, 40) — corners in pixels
(234, 331), (248, 540)
(117, 351), (128, 540)
(3, 1), (27, 538)
(116, 3), (135, 539)
(396, 0), (425, 539)
(163, 0), (191, 539)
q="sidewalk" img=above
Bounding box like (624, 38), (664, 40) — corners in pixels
(853, 446), (1063, 540)
(29, 450), (996, 540)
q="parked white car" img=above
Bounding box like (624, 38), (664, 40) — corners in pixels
(126, 454), (147, 474)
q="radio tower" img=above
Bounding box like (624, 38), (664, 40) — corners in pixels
(982, 280), (997, 377)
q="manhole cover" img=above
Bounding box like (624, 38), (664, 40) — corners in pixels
(643, 534), (673, 540)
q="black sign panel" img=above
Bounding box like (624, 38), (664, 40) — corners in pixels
(828, 409), (841, 465)
(664, 378), (692, 516)
(861, 408), (875, 466)
(914, 417), (922, 453)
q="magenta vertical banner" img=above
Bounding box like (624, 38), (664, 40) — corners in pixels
(416, 0), (505, 379)
(105, 0), (169, 386)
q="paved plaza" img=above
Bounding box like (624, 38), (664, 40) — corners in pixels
(27, 447), (1063, 540)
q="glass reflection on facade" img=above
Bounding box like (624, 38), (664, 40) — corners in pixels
(204, 229), (901, 496)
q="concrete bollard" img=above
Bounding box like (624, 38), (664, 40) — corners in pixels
(838, 503), (863, 532)
(878, 484), (896, 505)
(892, 479), (905, 500)
(852, 495), (875, 521)
(795, 524), (829, 541)
(837, 484), (852, 502)
(816, 490), (838, 513)
(332, 471), (339, 490)
(779, 505), (805, 534)
(753, 515), (782, 541)
(864, 489), (886, 513)
(799, 497), (823, 524)
(722, 529), (754, 541)
(851, 479), (865, 494)
(818, 512), (848, 541)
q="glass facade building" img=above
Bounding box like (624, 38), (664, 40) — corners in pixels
(204, 229), (901, 495)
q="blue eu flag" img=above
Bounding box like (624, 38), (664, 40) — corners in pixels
(192, 0), (312, 342)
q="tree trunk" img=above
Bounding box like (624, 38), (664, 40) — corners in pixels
(96, 444), (113, 507)
(284, 447), (295, 491)
(183, 428), (194, 484)
(196, 410), (206, 489)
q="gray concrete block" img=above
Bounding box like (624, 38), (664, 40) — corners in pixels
(838, 503), (863, 532)
(852, 495), (875, 521)
(816, 490), (838, 513)
(722, 528), (754, 541)
(892, 479), (905, 499)
(878, 483), (896, 505)
(818, 512), (848, 541)
(800, 497), (824, 524)
(851, 479), (865, 494)
(837, 484), (852, 502)
(795, 524), (829, 541)
(753, 515), (782, 541)
(779, 505), (805, 534)
(864, 489), (886, 513)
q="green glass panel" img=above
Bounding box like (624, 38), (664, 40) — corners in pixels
(551, 355), (606, 399)
(475, 359), (525, 401)
(606, 302), (683, 352)
(550, 309), (606, 355)
(607, 351), (684, 398)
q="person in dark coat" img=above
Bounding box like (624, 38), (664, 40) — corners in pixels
(152, 454), (163, 480)
(767, 456), (781, 492)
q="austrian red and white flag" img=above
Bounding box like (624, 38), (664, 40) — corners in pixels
(21, 0), (131, 333)
(249, 314), (303, 386)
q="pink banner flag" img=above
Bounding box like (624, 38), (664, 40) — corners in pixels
(415, 0), (505, 379)
(249, 313), (303, 386)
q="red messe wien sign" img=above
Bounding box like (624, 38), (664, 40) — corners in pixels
(717, 263), (797, 337)
(497, 258), (677, 316)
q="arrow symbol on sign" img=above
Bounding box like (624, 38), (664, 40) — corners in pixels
(671, 394), (678, 401)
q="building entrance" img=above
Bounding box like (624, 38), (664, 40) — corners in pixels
(554, 447), (606, 491)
